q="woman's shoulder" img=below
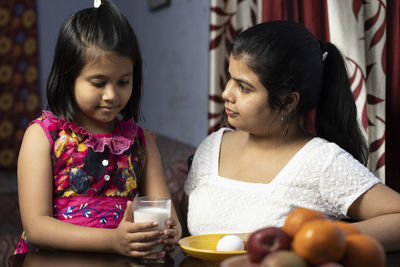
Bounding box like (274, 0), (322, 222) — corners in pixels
(196, 127), (233, 151)
(189, 128), (232, 170)
(307, 137), (353, 159)
(302, 137), (371, 176)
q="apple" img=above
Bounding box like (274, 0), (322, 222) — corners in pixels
(247, 226), (292, 263)
(260, 250), (308, 267)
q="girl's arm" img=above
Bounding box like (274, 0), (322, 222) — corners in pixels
(18, 123), (162, 257)
(141, 130), (182, 249)
(349, 183), (400, 251)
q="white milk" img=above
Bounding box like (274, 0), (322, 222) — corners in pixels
(134, 207), (170, 254)
(134, 207), (170, 230)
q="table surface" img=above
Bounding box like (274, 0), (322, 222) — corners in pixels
(8, 249), (222, 267)
(8, 249), (400, 267)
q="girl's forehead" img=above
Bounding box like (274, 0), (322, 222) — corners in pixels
(80, 50), (133, 77)
(84, 46), (129, 64)
(84, 48), (132, 67)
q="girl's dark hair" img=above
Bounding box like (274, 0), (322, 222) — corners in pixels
(46, 0), (142, 122)
(231, 20), (368, 165)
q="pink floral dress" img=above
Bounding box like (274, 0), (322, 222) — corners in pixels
(15, 111), (146, 254)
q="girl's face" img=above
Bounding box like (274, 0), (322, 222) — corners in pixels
(222, 55), (280, 136)
(74, 51), (133, 133)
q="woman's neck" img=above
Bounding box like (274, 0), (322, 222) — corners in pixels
(244, 121), (313, 152)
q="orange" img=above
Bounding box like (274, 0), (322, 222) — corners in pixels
(282, 207), (327, 238)
(292, 219), (346, 265)
(332, 220), (360, 236)
(341, 234), (385, 267)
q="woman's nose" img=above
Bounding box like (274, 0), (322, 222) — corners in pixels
(222, 80), (234, 102)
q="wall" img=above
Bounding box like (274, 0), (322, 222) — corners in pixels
(37, 0), (209, 147)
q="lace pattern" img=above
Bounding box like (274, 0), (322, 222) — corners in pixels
(41, 110), (139, 155)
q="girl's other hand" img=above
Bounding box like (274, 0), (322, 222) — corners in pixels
(112, 201), (163, 257)
(163, 218), (180, 253)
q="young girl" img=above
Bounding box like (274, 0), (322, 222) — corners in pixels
(183, 21), (400, 251)
(15, 0), (181, 258)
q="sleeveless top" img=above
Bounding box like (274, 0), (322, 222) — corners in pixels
(15, 110), (146, 253)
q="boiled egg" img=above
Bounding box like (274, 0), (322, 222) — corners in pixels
(216, 234), (244, 251)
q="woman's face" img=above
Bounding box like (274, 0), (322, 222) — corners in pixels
(222, 55), (281, 136)
(73, 51), (133, 133)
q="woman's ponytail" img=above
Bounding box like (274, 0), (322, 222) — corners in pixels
(315, 42), (368, 165)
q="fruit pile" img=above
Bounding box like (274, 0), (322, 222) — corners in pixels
(245, 207), (385, 267)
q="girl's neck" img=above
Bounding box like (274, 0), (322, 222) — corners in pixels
(74, 117), (117, 134)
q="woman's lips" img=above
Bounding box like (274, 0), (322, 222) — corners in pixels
(225, 107), (238, 117)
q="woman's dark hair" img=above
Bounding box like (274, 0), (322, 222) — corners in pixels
(46, 0), (142, 122)
(231, 20), (368, 165)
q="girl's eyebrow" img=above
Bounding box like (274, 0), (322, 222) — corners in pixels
(87, 72), (133, 79)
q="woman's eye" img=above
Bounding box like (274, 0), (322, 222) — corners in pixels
(239, 84), (249, 93)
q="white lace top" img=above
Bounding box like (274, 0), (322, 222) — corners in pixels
(184, 128), (381, 236)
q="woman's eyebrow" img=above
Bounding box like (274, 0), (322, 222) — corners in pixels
(231, 77), (256, 89)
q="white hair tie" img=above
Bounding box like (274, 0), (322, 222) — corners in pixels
(94, 0), (101, 8)
(322, 52), (328, 61)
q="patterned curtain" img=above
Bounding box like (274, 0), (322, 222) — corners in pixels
(326, 0), (386, 181)
(208, 0), (261, 133)
(0, 1), (40, 170)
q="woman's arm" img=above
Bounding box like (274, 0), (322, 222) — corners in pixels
(349, 183), (400, 251)
(141, 130), (182, 247)
(18, 124), (162, 256)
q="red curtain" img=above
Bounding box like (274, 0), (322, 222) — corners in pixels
(385, 0), (400, 192)
(262, 0), (329, 38)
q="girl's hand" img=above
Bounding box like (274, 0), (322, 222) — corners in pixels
(163, 218), (180, 253)
(112, 201), (163, 257)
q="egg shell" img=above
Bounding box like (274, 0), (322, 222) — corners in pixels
(216, 235), (245, 251)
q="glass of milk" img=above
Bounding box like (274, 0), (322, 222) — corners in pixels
(133, 196), (171, 259)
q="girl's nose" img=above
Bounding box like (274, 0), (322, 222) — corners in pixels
(103, 85), (117, 101)
(222, 80), (234, 102)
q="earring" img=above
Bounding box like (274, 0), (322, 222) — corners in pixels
(280, 109), (289, 136)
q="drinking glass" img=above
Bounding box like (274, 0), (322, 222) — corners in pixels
(133, 196), (171, 261)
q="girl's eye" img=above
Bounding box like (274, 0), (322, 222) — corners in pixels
(91, 81), (105, 88)
(117, 80), (130, 86)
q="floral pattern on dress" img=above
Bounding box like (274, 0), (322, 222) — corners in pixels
(32, 111), (146, 199)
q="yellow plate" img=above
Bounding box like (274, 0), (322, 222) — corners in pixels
(178, 233), (248, 261)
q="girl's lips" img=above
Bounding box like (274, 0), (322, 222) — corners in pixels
(225, 107), (238, 117)
(98, 106), (118, 112)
